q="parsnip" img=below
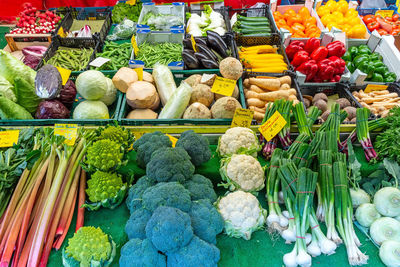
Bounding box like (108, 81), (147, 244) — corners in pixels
(253, 110), (265, 121)
(258, 89), (296, 102)
(279, 84), (291, 90)
(245, 90), (260, 99)
(278, 76), (291, 86)
(249, 77), (281, 91)
(249, 105), (266, 113)
(243, 78), (250, 88)
(249, 85), (265, 93)
(247, 98), (266, 108)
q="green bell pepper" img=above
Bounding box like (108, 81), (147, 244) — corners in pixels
(353, 55), (369, 68)
(358, 44), (372, 55)
(375, 65), (389, 75)
(342, 51), (352, 62)
(371, 61), (385, 68)
(349, 47), (358, 59)
(358, 61), (374, 79)
(369, 52), (383, 62)
(346, 61), (355, 73)
(371, 73), (384, 82)
(384, 72), (397, 83)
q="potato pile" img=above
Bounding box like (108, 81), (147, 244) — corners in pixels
(303, 92), (356, 123)
(352, 89), (400, 118)
(183, 73), (241, 119)
(243, 75), (298, 122)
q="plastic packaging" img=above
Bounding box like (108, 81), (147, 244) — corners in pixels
(152, 63), (177, 105)
(107, 19), (135, 41)
(360, 0), (386, 9)
(158, 81), (192, 119)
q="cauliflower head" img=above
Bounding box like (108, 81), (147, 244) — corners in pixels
(126, 176), (156, 214)
(145, 206), (194, 253)
(85, 139), (124, 171)
(220, 154), (265, 193)
(119, 238), (166, 267)
(176, 130), (212, 166)
(63, 226), (116, 267)
(125, 208), (153, 240)
(142, 182), (192, 213)
(146, 147), (195, 183)
(97, 125), (134, 149)
(183, 174), (217, 203)
(216, 191), (267, 240)
(217, 127), (261, 158)
(189, 199), (224, 244)
(133, 131), (172, 168)
(166, 236), (220, 267)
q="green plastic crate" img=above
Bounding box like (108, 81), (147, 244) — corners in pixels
(118, 69), (246, 126)
(0, 26), (10, 49)
(0, 72), (122, 126)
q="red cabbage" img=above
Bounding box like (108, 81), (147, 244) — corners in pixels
(35, 100), (70, 119)
(57, 80), (77, 108)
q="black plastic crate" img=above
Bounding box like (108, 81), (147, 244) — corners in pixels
(36, 35), (99, 71)
(300, 83), (367, 124)
(56, 6), (112, 48)
(228, 5), (278, 37)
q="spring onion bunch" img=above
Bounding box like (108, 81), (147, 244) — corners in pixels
(306, 106), (322, 128)
(356, 108), (377, 162)
(293, 102), (313, 138)
(275, 99), (293, 150)
(260, 103), (278, 159)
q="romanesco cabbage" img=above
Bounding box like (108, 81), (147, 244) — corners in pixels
(176, 130), (212, 166)
(133, 131), (172, 168)
(97, 125), (134, 148)
(85, 139), (124, 171)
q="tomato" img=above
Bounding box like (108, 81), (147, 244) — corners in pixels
(377, 29), (389, 35)
(393, 14), (400, 21)
(385, 16), (393, 22)
(390, 28), (400, 35)
(367, 21), (380, 32)
(363, 14), (376, 24)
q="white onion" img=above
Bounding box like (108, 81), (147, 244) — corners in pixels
(296, 250), (311, 267)
(355, 203), (381, 227)
(379, 240), (400, 267)
(350, 188), (371, 208)
(283, 247), (298, 267)
(370, 217), (400, 245)
(374, 187), (400, 217)
(307, 240), (321, 257)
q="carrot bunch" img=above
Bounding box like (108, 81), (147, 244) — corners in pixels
(238, 45), (288, 73)
(273, 7), (321, 38)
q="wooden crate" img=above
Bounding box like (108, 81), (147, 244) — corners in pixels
(5, 33), (52, 52)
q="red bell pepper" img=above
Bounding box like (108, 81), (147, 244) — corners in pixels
(367, 21), (380, 32)
(317, 59), (336, 82)
(328, 56), (346, 75)
(285, 41), (305, 61)
(291, 50), (310, 68)
(304, 38), (321, 54)
(297, 60), (318, 82)
(326, 41), (346, 58)
(310, 46), (328, 61)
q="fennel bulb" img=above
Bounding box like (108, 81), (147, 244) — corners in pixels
(374, 187), (400, 217)
(370, 217), (400, 245)
(355, 203), (381, 227)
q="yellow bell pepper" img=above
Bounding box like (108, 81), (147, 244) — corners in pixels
(347, 24), (366, 39)
(336, 0), (349, 14)
(325, 0), (338, 12)
(345, 8), (358, 17)
(317, 6), (330, 17)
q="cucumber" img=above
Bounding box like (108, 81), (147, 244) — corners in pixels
(239, 21), (270, 27)
(237, 15), (269, 23)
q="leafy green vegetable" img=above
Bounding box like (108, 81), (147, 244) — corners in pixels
(0, 97), (33, 120)
(112, 1), (142, 24)
(348, 140), (362, 188)
(0, 76), (16, 102)
(14, 77), (41, 113)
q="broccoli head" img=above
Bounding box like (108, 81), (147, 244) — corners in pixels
(126, 176), (156, 214)
(189, 199), (224, 245)
(166, 236), (220, 267)
(119, 238), (166, 267)
(145, 206), (193, 254)
(85, 139), (124, 171)
(125, 208), (153, 240)
(146, 147), (195, 183)
(176, 130), (212, 166)
(183, 174), (217, 203)
(133, 131), (172, 168)
(97, 125), (134, 149)
(142, 182), (192, 213)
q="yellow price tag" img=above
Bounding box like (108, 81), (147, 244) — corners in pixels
(166, 134), (178, 147)
(135, 68), (143, 81)
(211, 76), (236, 96)
(58, 26), (67, 38)
(191, 35), (198, 52)
(56, 67), (71, 86)
(0, 130), (19, 148)
(231, 108), (254, 128)
(364, 84), (388, 93)
(126, 0), (137, 5)
(375, 10), (394, 17)
(54, 124), (78, 146)
(258, 111), (286, 141)
(131, 35), (139, 57)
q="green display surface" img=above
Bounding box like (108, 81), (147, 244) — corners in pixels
(48, 145), (384, 267)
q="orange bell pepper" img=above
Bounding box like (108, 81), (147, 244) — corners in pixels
(291, 22), (306, 32)
(304, 16), (317, 26)
(298, 7), (311, 21)
(287, 15), (302, 26)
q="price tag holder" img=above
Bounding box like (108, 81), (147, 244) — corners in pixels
(131, 35), (139, 57)
(0, 130), (19, 148)
(211, 77), (236, 96)
(126, 0), (137, 5)
(134, 67), (143, 81)
(191, 35), (198, 52)
(56, 67), (71, 86)
(258, 111), (286, 141)
(231, 108), (254, 128)
(58, 26), (66, 38)
(365, 84), (388, 93)
(166, 134), (178, 147)
(89, 57), (110, 68)
(375, 10), (394, 17)
(54, 124), (78, 146)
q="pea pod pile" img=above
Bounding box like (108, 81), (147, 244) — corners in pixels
(343, 44), (397, 83)
(44, 48), (94, 71)
(232, 15), (272, 36)
(93, 41), (132, 70)
(136, 42), (182, 67)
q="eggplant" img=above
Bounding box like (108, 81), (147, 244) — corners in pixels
(194, 52), (211, 62)
(201, 59), (219, 69)
(207, 31), (228, 49)
(196, 44), (218, 62)
(194, 37), (207, 46)
(207, 33), (229, 58)
(182, 50), (200, 69)
(183, 38), (193, 50)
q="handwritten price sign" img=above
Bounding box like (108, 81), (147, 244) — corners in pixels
(0, 130), (19, 148)
(211, 76), (236, 96)
(231, 108), (254, 128)
(258, 111), (286, 141)
(54, 124), (78, 146)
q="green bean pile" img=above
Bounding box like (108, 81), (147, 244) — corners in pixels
(94, 41), (132, 70)
(45, 48), (93, 71)
(136, 42), (182, 67)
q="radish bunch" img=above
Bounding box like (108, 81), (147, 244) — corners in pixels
(10, 3), (62, 34)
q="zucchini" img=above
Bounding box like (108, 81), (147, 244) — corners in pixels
(239, 21), (270, 27)
(237, 15), (269, 22)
